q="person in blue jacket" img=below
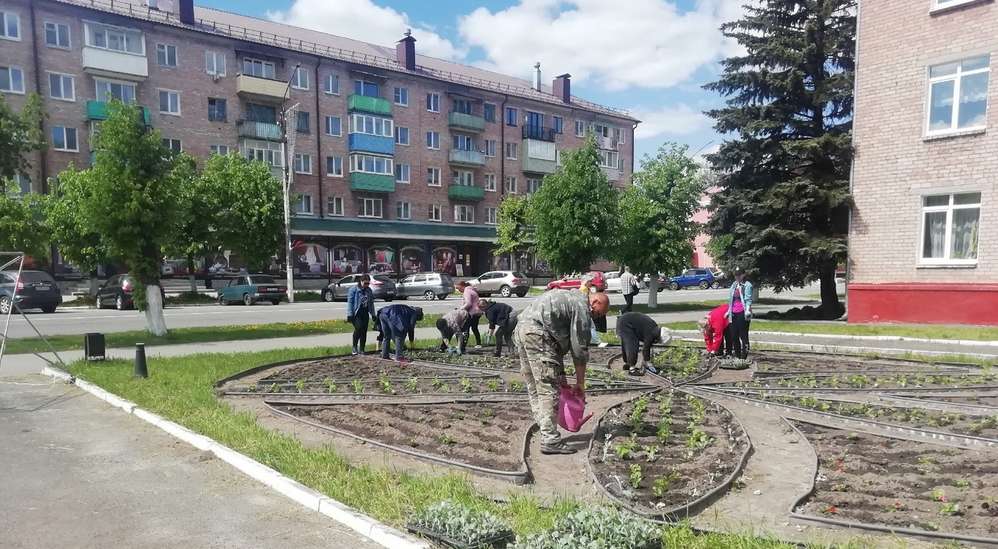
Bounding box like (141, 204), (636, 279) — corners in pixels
(346, 274), (377, 355)
(376, 304), (424, 362)
(725, 267), (754, 359)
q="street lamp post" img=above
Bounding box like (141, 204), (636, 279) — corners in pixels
(280, 64), (301, 303)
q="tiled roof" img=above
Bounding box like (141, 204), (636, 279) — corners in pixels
(53, 0), (637, 122)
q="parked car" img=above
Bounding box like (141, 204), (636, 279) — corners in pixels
(668, 268), (716, 290)
(322, 274), (397, 302)
(97, 274), (167, 310)
(217, 274), (286, 305)
(545, 272), (607, 292)
(710, 269), (731, 289)
(639, 273), (667, 291)
(468, 271), (529, 297)
(0, 270), (62, 314)
(397, 272), (454, 301)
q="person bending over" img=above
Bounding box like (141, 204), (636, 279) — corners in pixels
(436, 307), (470, 355)
(481, 299), (517, 357)
(616, 312), (671, 376)
(377, 304), (423, 362)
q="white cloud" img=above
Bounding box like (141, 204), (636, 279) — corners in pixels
(458, 0), (745, 90)
(268, 0), (463, 60)
(632, 104), (712, 140)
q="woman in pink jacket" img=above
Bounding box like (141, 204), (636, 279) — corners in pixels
(456, 280), (483, 349)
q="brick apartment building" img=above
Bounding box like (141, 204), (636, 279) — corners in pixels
(0, 0), (637, 278)
(849, 0), (996, 325)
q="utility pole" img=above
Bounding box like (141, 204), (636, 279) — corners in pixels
(280, 63), (301, 303)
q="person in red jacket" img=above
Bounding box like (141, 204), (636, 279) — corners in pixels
(700, 304), (730, 355)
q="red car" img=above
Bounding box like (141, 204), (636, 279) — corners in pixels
(546, 272), (607, 292)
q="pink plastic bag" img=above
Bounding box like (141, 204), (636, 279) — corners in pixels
(557, 386), (593, 432)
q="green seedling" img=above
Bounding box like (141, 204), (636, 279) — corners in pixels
(686, 395), (707, 424)
(267, 383), (280, 393)
(686, 425), (712, 451)
(351, 379), (365, 394)
(509, 380), (524, 392)
(378, 374), (395, 394)
(439, 433), (455, 445)
(325, 379), (339, 393)
(404, 377), (419, 393)
(939, 502), (962, 516)
(955, 479), (970, 488)
(931, 488), (947, 502)
(656, 419), (672, 444)
(642, 445), (659, 462)
(651, 470), (680, 498)
(459, 377), (474, 393)
(486, 378), (501, 392)
(614, 434), (638, 460)
(295, 379), (306, 393)
(629, 396), (649, 432)
(628, 464), (643, 489)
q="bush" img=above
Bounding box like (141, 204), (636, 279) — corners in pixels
(293, 291), (323, 302)
(409, 500), (513, 548)
(511, 506), (660, 549)
(762, 302), (845, 321)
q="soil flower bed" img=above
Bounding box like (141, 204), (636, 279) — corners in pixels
(739, 371), (998, 391)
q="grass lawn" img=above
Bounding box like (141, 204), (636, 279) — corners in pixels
(662, 319), (998, 342)
(65, 347), (847, 547)
(609, 297), (810, 316)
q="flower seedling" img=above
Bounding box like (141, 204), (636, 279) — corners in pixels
(955, 479), (970, 489)
(267, 382), (280, 393)
(686, 426), (711, 451)
(939, 502), (962, 516)
(351, 379), (365, 394)
(486, 378), (501, 392)
(459, 377), (474, 393)
(642, 445), (659, 462)
(629, 396), (649, 432)
(656, 420), (671, 445)
(822, 505), (839, 515)
(408, 500), (511, 547)
(885, 500), (905, 513)
(295, 379), (306, 393)
(687, 395), (707, 424)
(509, 380), (524, 392)
(628, 464), (643, 489)
(931, 489), (947, 502)
(439, 433), (455, 445)
(405, 377), (419, 393)
(614, 434), (637, 460)
(431, 377), (445, 390)
(651, 470), (680, 498)
(378, 374), (395, 394)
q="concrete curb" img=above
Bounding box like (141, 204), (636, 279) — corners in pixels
(674, 337), (998, 360)
(672, 329), (998, 348)
(39, 365), (430, 549)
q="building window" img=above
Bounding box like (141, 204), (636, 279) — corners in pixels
(295, 193), (313, 215)
(483, 173), (497, 192)
(575, 119), (585, 137)
(95, 79), (136, 103)
(395, 126), (410, 145)
(485, 207), (497, 225)
(328, 196), (344, 216)
(927, 56), (990, 135)
(349, 113), (393, 137)
(426, 131), (440, 150)
(360, 198), (383, 218)
(243, 139), (282, 167)
(429, 204), (442, 222)
(0, 11), (20, 40)
(452, 170), (474, 186)
(921, 192), (981, 264)
(324, 116), (342, 137)
(349, 153), (393, 175)
(205, 51), (226, 76)
(156, 43), (177, 67)
(291, 66), (309, 90)
(296, 111), (310, 133)
(613, 127), (624, 145)
(158, 90), (180, 115)
(85, 22), (143, 54)
(394, 86), (408, 106)
(454, 205), (475, 224)
(553, 116), (564, 134)
(505, 107), (518, 126)
(453, 98), (473, 115)
(209, 144), (229, 156)
(293, 153), (312, 174)
(48, 73), (75, 101)
(426, 92), (440, 112)
(44, 22), (70, 48)
(504, 175), (517, 194)
(354, 79), (379, 97)
(599, 150), (620, 169)
(161, 138), (182, 154)
(0, 66), (24, 94)
(207, 98), (227, 122)
(453, 134), (475, 151)
(324, 74), (340, 95)
(395, 163), (410, 183)
(51, 126), (78, 152)
(505, 142), (517, 160)
(484, 103), (496, 123)
(527, 178), (542, 194)
(397, 201), (411, 220)
(484, 139), (497, 157)
(326, 156), (343, 177)
(242, 57), (275, 79)
(427, 167), (441, 187)
(13, 173), (30, 194)
(933, 0), (985, 9)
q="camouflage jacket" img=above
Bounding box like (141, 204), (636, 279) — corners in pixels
(517, 289), (592, 363)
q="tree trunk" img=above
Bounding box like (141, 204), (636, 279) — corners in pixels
(88, 276), (99, 298)
(188, 254), (198, 294)
(647, 276), (658, 309)
(819, 266), (840, 312)
(188, 274), (197, 294)
(144, 284), (168, 336)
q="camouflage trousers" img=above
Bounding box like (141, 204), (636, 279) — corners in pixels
(513, 329), (566, 445)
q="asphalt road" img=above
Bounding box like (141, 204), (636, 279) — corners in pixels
(3, 286), (825, 339)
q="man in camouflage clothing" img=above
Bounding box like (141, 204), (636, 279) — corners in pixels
(514, 289), (611, 455)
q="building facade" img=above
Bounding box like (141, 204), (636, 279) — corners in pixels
(0, 0), (637, 278)
(850, 0), (997, 325)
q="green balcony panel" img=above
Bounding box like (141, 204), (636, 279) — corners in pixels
(448, 111), (485, 132)
(86, 100), (151, 125)
(350, 172), (396, 193)
(448, 185), (485, 202)
(348, 94), (392, 116)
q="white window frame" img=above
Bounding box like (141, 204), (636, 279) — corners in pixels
(207, 97), (227, 122)
(483, 173), (497, 192)
(599, 149), (620, 169)
(426, 92), (440, 112)
(428, 204), (442, 222)
(324, 74), (340, 95)
(931, 0), (987, 12)
(295, 193), (314, 215)
(527, 177), (542, 194)
(485, 207), (497, 225)
(209, 144), (229, 156)
(47, 72), (75, 102)
(484, 139), (497, 158)
(918, 192), (982, 265)
(925, 56), (991, 136)
(454, 205), (475, 224)
(291, 66), (309, 90)
(44, 21), (70, 49)
(243, 139), (283, 167)
(156, 43), (178, 67)
(1, 11), (21, 41)
(326, 156), (344, 177)
(348, 153), (394, 176)
(158, 89), (181, 115)
(395, 126), (410, 145)
(205, 50), (226, 76)
(505, 142), (517, 160)
(293, 153), (312, 174)
(359, 198), (383, 219)
(162, 138), (182, 153)
(325, 115), (342, 137)
(452, 169), (474, 186)
(0, 65), (25, 94)
(51, 126), (78, 152)
(349, 113), (393, 137)
(394, 86), (408, 106)
(12, 173), (30, 194)
(426, 131), (440, 150)
(396, 200), (411, 220)
(427, 167), (441, 187)
(241, 57), (275, 79)
(575, 119), (586, 137)
(504, 175), (517, 195)
(328, 196), (344, 217)
(95, 78), (137, 104)
(484, 102), (497, 123)
(395, 163), (410, 183)
(84, 21), (144, 55)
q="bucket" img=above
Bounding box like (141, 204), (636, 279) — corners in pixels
(557, 386), (593, 432)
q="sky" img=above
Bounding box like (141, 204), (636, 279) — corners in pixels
(196, 0), (745, 162)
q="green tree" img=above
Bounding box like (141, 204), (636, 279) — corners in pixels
(704, 0), (854, 317)
(166, 154), (207, 293)
(494, 195), (532, 272)
(612, 143), (706, 308)
(46, 168), (114, 295)
(0, 93), (46, 194)
(528, 135), (618, 274)
(0, 193), (48, 259)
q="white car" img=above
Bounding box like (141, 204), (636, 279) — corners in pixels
(603, 271), (623, 293)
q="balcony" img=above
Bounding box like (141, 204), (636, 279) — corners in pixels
(237, 119), (283, 141)
(448, 184), (485, 202)
(236, 74), (290, 103)
(522, 125), (556, 142)
(522, 139), (557, 174)
(597, 135), (618, 150)
(448, 111), (485, 132)
(348, 94), (392, 116)
(82, 46), (149, 79)
(448, 149), (485, 167)
(350, 172), (396, 193)
(86, 100), (151, 125)
(348, 133), (395, 156)
(603, 167), (621, 182)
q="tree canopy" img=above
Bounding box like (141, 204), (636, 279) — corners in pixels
(494, 194), (532, 270)
(0, 93), (45, 194)
(0, 193), (48, 259)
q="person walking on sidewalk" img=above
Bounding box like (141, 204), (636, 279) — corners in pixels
(346, 274), (377, 355)
(619, 266), (640, 313)
(514, 289), (610, 455)
(436, 307), (470, 354)
(580, 274), (608, 348)
(377, 304), (423, 362)
(456, 280), (483, 349)
(617, 312), (672, 376)
(482, 299), (517, 357)
(726, 267), (754, 359)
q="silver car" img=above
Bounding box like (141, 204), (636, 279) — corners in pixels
(468, 271), (530, 297)
(397, 272), (454, 301)
(322, 274), (397, 302)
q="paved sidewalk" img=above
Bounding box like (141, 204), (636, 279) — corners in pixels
(0, 375), (381, 549)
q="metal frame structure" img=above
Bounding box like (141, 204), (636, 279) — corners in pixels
(0, 252), (66, 370)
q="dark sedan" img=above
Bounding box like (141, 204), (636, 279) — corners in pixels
(322, 274), (397, 302)
(0, 270), (62, 314)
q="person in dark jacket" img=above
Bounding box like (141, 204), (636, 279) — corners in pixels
(481, 299), (518, 357)
(346, 275), (377, 355)
(376, 304), (424, 362)
(616, 312), (672, 376)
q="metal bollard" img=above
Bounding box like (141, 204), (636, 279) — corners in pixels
(134, 343), (148, 378)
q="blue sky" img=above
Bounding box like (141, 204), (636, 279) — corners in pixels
(197, 0), (744, 162)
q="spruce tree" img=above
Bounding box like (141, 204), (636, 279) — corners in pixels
(704, 0), (855, 317)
